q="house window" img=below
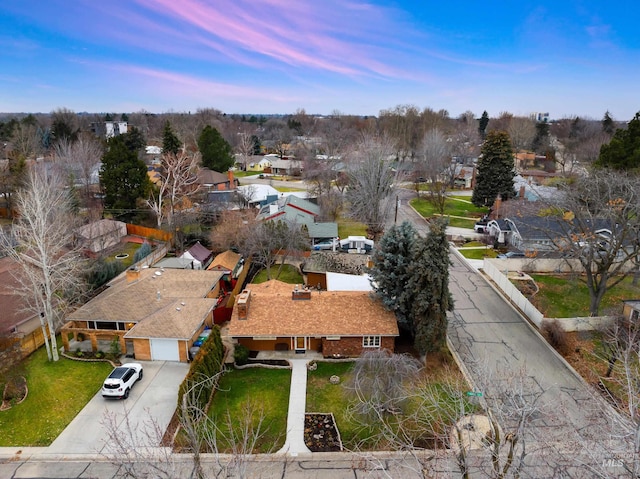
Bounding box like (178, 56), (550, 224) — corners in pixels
(631, 309), (640, 322)
(362, 336), (381, 348)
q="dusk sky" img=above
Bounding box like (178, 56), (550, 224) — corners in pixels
(1, 1), (638, 120)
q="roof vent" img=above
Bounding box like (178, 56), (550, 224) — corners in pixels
(176, 307), (181, 311)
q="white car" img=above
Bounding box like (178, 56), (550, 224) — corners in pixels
(313, 238), (340, 251)
(102, 363), (143, 399)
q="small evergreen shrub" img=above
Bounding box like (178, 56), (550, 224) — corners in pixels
(234, 344), (250, 365)
(134, 241), (152, 263)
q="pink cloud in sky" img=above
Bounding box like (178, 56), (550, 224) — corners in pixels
(110, 63), (303, 104)
(129, 0), (414, 79)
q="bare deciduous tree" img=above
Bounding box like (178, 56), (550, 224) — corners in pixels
(344, 135), (398, 239)
(416, 128), (453, 214)
(235, 131), (254, 172)
(507, 116), (536, 155)
(0, 166), (84, 361)
(147, 147), (200, 228)
(52, 132), (103, 198)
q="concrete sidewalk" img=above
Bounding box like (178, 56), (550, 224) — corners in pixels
(278, 359), (311, 455)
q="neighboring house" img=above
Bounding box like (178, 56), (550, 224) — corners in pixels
(91, 121), (128, 139)
(61, 267), (224, 362)
(622, 300), (640, 322)
(181, 241), (214, 270)
(486, 219), (512, 245)
(227, 280), (398, 357)
(237, 184), (280, 207)
(153, 257), (197, 269)
(0, 256), (44, 356)
(75, 219), (127, 254)
(246, 155), (274, 172)
(453, 165), (474, 189)
(197, 168), (239, 192)
(256, 195), (319, 225)
(268, 157), (303, 176)
(308, 222), (339, 245)
(207, 250), (244, 285)
(302, 251), (372, 290)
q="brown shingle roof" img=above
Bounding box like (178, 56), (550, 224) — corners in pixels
(125, 298), (214, 339)
(228, 280), (398, 337)
(208, 250), (241, 271)
(68, 268), (223, 325)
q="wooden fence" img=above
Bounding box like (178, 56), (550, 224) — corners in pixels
(126, 224), (173, 243)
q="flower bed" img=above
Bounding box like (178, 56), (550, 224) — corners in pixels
(304, 413), (343, 452)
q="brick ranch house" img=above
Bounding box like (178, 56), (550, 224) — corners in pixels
(227, 280), (399, 357)
(61, 267), (224, 362)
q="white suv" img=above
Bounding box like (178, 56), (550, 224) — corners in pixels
(102, 363), (143, 399)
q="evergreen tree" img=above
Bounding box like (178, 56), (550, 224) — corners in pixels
(100, 136), (151, 210)
(596, 112), (640, 170)
(602, 110), (615, 136)
(478, 110), (489, 139)
(121, 126), (146, 153)
(471, 130), (516, 207)
(197, 125), (234, 171)
(369, 221), (419, 331)
(408, 218), (453, 355)
(162, 121), (181, 155)
(531, 121), (550, 153)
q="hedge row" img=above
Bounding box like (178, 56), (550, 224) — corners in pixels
(177, 325), (225, 416)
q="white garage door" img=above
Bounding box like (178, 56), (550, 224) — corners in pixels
(150, 338), (180, 361)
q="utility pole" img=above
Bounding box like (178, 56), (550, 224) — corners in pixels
(394, 195), (399, 224)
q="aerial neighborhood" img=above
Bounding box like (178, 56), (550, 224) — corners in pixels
(1, 106), (640, 478)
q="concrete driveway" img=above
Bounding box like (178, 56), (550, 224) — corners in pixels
(46, 360), (189, 455)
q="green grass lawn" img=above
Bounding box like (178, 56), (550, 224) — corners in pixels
(105, 242), (143, 269)
(410, 196), (488, 227)
(337, 218), (368, 238)
(306, 360), (473, 450)
(274, 186), (306, 192)
(0, 340), (113, 446)
(458, 246), (497, 260)
(252, 264), (303, 284)
(529, 274), (640, 317)
(208, 367), (291, 453)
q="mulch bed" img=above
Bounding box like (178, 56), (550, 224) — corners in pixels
(304, 413), (342, 452)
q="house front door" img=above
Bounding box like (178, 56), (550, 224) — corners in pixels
(294, 336), (306, 353)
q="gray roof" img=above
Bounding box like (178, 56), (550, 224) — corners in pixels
(154, 257), (196, 269)
(307, 222), (338, 239)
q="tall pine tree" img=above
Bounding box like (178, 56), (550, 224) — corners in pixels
(162, 121), (181, 155)
(408, 218), (453, 355)
(369, 221), (419, 331)
(100, 136), (150, 211)
(596, 111), (640, 170)
(197, 125), (234, 172)
(471, 130), (516, 207)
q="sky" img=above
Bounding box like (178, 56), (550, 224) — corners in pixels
(1, 1), (639, 120)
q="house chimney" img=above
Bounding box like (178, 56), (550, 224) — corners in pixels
(519, 185), (526, 199)
(126, 267), (141, 283)
(236, 289), (251, 319)
(292, 285), (311, 300)
(227, 169), (235, 186)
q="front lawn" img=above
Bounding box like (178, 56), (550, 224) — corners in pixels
(208, 367), (291, 453)
(410, 197), (488, 227)
(337, 218), (368, 238)
(252, 263), (303, 284)
(0, 340), (113, 446)
(529, 274), (640, 318)
(306, 354), (472, 450)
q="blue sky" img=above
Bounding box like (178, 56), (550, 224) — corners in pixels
(1, 1), (638, 120)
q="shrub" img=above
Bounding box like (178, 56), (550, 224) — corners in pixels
(177, 326), (225, 416)
(134, 241), (152, 263)
(95, 351), (105, 359)
(541, 320), (570, 356)
(233, 344), (250, 365)
(110, 337), (121, 358)
(75, 349), (84, 358)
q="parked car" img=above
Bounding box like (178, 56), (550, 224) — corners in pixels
(497, 251), (525, 259)
(313, 238), (340, 251)
(102, 363), (143, 399)
(474, 219), (489, 233)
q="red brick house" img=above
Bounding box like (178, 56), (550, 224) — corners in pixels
(227, 280), (398, 357)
